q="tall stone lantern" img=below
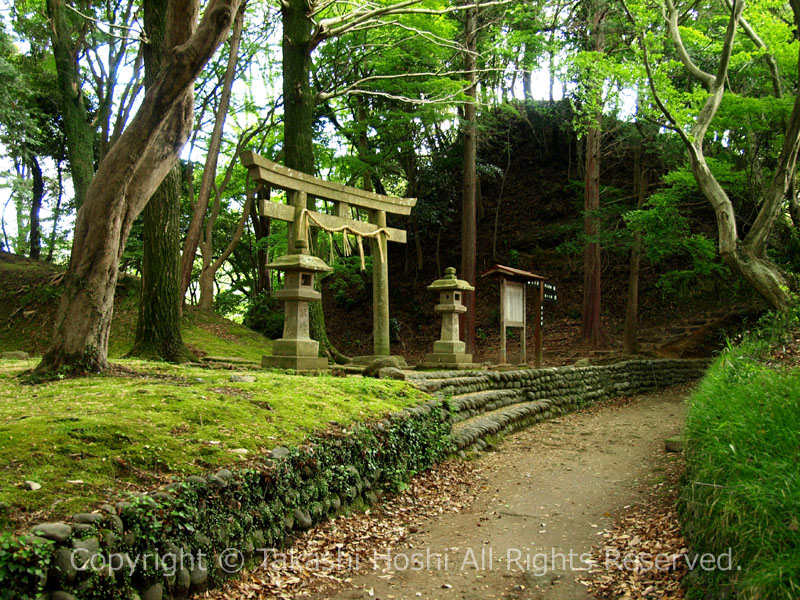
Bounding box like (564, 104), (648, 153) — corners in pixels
(421, 267), (478, 369)
(262, 240), (332, 373)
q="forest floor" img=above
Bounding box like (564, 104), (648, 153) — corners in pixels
(216, 384), (693, 600)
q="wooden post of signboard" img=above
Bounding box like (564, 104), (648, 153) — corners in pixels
(521, 280), (527, 364)
(501, 279), (526, 365)
(500, 280), (507, 364)
(534, 281), (543, 368)
(481, 264), (552, 369)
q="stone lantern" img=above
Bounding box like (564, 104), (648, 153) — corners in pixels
(262, 240), (332, 373)
(421, 267), (477, 369)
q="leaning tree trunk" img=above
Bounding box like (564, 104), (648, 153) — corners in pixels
(658, 0), (797, 311)
(179, 5), (244, 303)
(129, 0), (195, 363)
(35, 0), (241, 375)
(281, 0), (348, 364)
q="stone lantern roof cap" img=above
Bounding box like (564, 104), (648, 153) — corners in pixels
(428, 267), (474, 292)
(267, 253), (333, 273)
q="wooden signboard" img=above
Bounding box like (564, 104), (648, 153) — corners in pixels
(481, 264), (555, 367)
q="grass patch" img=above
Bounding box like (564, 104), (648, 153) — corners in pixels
(0, 359), (428, 529)
(679, 306), (800, 599)
(0, 258), (271, 362)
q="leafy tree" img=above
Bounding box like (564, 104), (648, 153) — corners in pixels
(622, 0), (800, 310)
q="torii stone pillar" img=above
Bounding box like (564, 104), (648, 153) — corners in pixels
(420, 267), (479, 369)
(369, 209), (390, 357)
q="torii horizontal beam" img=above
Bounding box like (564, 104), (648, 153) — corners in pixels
(241, 151), (417, 216)
(258, 199), (408, 244)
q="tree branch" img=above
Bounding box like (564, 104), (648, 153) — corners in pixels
(663, 0), (715, 89)
(722, 0), (781, 97)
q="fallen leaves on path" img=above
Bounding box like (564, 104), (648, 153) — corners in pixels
(579, 457), (688, 599)
(206, 459), (481, 599)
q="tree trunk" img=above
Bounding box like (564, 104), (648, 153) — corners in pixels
(35, 0), (241, 375)
(129, 0), (194, 363)
(46, 0), (95, 210)
(623, 158), (646, 355)
(691, 148), (795, 310)
(282, 0), (346, 363)
(580, 2), (606, 347)
(249, 188), (271, 294)
(282, 0), (315, 176)
(179, 5), (244, 303)
(658, 0), (796, 311)
(129, 168), (195, 361)
(198, 259), (215, 311)
(29, 156), (43, 260)
(581, 117), (604, 346)
(460, 2), (478, 355)
(46, 158), (64, 262)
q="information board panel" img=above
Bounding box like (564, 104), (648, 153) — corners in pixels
(503, 281), (525, 327)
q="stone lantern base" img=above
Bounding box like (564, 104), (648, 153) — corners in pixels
(262, 355), (330, 372)
(419, 352), (478, 369)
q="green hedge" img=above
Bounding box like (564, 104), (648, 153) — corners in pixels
(679, 307), (800, 599)
(0, 400), (452, 600)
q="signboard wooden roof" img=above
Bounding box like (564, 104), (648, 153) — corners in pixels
(480, 264), (545, 282)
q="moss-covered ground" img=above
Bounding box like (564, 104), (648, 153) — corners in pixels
(0, 359), (428, 531)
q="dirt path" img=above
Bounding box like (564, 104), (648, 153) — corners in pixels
(324, 387), (687, 600)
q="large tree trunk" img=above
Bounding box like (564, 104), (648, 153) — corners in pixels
(46, 0), (95, 209)
(281, 0), (347, 363)
(130, 168), (195, 361)
(28, 156), (43, 260)
(36, 0), (241, 375)
(580, 1), (607, 347)
(460, 2), (478, 356)
(129, 0), (194, 363)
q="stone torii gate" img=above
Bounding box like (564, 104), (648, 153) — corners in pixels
(241, 151), (416, 364)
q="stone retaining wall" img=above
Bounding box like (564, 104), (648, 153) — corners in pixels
(408, 359), (708, 452)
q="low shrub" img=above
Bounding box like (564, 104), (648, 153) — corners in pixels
(244, 292), (284, 339)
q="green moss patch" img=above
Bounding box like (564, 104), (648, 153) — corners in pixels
(0, 360), (428, 528)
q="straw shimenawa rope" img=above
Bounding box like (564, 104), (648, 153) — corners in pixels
(300, 208), (391, 270)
